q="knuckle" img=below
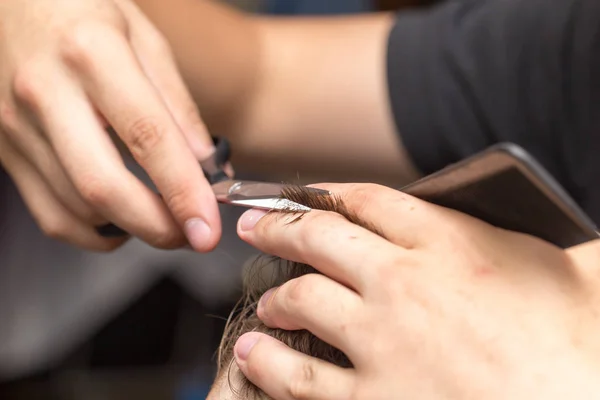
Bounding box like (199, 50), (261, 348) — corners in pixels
(288, 360), (318, 400)
(38, 215), (69, 241)
(298, 212), (339, 248)
(162, 182), (193, 220)
(146, 30), (172, 57)
(183, 103), (206, 131)
(147, 226), (184, 249)
(0, 101), (18, 134)
(126, 117), (164, 160)
(283, 277), (312, 310)
(59, 22), (119, 70)
(12, 63), (45, 107)
(346, 183), (379, 208)
(76, 205), (106, 226)
(348, 182), (418, 217)
(371, 252), (407, 290)
(76, 174), (112, 208)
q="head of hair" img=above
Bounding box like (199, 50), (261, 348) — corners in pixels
(216, 185), (381, 399)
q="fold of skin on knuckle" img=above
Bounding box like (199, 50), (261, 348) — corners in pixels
(257, 285), (282, 323)
(288, 359), (318, 400)
(267, 277), (311, 330)
(38, 213), (70, 241)
(344, 181), (422, 213)
(11, 62), (47, 112)
(125, 116), (165, 163)
(342, 182), (379, 211)
(160, 180), (195, 220)
(76, 172), (113, 209)
(147, 225), (185, 249)
(139, 27), (172, 59)
(0, 100), (18, 134)
(342, 181), (400, 206)
(73, 171), (185, 248)
(286, 276), (314, 308)
(75, 202), (105, 226)
(179, 105), (213, 148)
(59, 22), (123, 73)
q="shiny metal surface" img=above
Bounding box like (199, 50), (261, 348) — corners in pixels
(211, 180), (329, 211)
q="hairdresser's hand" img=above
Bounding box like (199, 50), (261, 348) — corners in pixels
(235, 183), (600, 400)
(0, 0), (220, 251)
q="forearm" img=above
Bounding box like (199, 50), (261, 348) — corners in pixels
(133, 0), (259, 132)
(135, 0), (420, 183)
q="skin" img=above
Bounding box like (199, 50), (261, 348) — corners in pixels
(0, 0), (221, 251)
(135, 0), (420, 183)
(12, 2), (593, 398)
(134, 0), (420, 183)
(231, 183), (600, 399)
(0, 0), (420, 251)
(206, 372), (243, 400)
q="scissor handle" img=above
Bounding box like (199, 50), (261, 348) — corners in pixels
(96, 136), (231, 238)
(202, 137), (231, 184)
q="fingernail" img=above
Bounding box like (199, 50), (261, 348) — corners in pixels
(239, 209), (268, 232)
(184, 218), (211, 250)
(224, 162), (235, 178)
(235, 333), (260, 361)
(259, 287), (277, 312)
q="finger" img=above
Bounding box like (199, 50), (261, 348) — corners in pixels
(63, 26), (220, 251)
(117, 0), (214, 159)
(235, 332), (355, 400)
(257, 273), (363, 355)
(310, 182), (451, 249)
(237, 208), (401, 293)
(0, 134), (125, 251)
(13, 64), (186, 248)
(0, 102), (105, 224)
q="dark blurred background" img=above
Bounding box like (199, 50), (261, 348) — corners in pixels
(0, 1), (440, 399)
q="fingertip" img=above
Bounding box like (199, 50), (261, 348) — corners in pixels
(177, 185), (222, 252)
(257, 287), (277, 320)
(237, 209), (269, 235)
(234, 332), (264, 364)
(184, 215), (221, 252)
(224, 162), (235, 179)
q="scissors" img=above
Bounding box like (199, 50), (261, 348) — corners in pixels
(96, 137), (329, 237)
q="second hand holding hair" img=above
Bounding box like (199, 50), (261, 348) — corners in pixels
(232, 182), (600, 400)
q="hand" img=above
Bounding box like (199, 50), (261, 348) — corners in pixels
(0, 0), (220, 251)
(234, 183), (600, 399)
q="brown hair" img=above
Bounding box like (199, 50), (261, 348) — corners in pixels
(217, 186), (382, 399)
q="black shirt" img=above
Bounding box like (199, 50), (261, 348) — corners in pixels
(387, 0), (600, 224)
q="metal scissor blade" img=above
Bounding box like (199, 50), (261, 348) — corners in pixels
(228, 197), (311, 212)
(211, 180), (330, 211)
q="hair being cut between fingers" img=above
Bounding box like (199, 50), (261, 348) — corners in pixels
(217, 185), (383, 399)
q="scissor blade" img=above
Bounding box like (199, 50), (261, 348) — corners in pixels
(229, 197), (311, 212)
(212, 180), (329, 211)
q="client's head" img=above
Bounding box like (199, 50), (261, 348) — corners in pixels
(208, 186), (381, 399)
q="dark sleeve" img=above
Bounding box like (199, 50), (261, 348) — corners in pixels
(387, 0), (600, 221)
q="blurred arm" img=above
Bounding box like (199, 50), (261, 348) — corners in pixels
(134, 0), (420, 183)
